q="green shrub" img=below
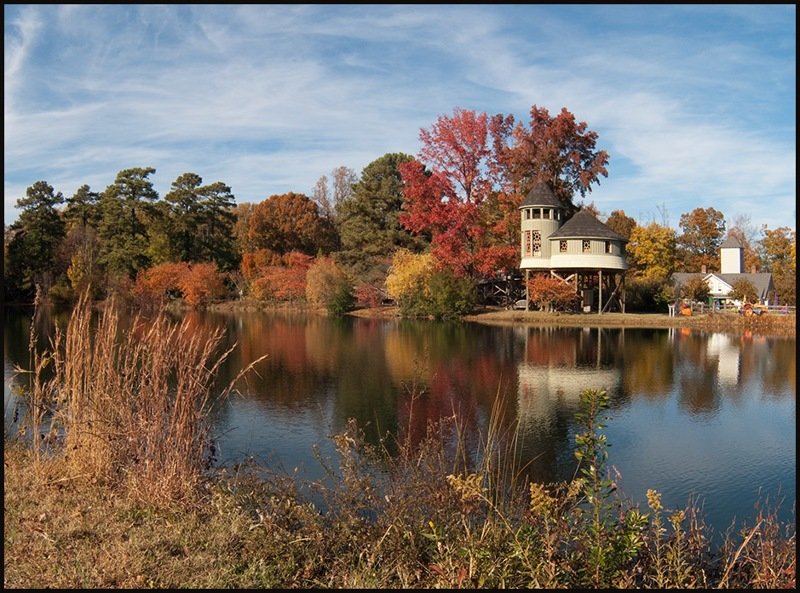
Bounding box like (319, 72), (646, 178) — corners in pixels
(425, 270), (476, 319)
(327, 282), (356, 316)
(625, 277), (673, 313)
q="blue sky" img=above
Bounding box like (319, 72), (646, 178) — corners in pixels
(4, 4), (796, 233)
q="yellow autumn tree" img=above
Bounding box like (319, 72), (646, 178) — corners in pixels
(627, 222), (677, 283)
(385, 249), (475, 318)
(385, 249), (435, 304)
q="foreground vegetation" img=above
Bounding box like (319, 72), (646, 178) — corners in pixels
(4, 298), (796, 588)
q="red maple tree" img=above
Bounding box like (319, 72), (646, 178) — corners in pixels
(399, 105), (608, 281)
(498, 105), (609, 214)
(398, 108), (518, 279)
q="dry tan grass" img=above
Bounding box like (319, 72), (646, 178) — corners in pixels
(48, 293), (233, 503)
(16, 291), (267, 505)
(4, 421), (796, 589)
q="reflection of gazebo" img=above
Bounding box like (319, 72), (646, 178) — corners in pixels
(519, 182), (628, 313)
(516, 327), (622, 424)
(517, 364), (621, 423)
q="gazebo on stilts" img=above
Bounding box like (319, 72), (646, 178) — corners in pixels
(519, 182), (628, 314)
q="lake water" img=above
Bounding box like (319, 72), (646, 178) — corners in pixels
(4, 307), (796, 541)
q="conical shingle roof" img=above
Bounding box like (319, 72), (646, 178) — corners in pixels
(520, 182), (563, 208)
(549, 210), (626, 241)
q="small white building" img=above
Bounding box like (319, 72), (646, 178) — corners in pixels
(672, 235), (775, 306)
(519, 182), (628, 313)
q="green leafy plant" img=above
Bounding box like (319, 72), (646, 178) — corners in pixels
(573, 388), (647, 587)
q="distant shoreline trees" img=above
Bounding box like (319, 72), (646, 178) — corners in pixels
(3, 105), (796, 311)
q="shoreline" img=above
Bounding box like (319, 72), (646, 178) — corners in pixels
(11, 298), (789, 338)
(201, 300), (797, 337)
(346, 304), (796, 337)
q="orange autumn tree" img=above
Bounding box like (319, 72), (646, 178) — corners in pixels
(242, 250), (313, 302)
(526, 274), (579, 312)
(241, 248), (282, 282)
(133, 262), (191, 305)
(247, 192), (337, 255)
(241, 192), (337, 302)
(134, 261), (225, 307)
(178, 262), (226, 307)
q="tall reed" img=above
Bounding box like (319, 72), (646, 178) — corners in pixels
(13, 287), (62, 462)
(31, 291), (264, 504)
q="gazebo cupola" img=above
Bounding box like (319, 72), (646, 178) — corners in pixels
(519, 182), (565, 270)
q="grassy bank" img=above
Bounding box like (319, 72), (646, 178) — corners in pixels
(4, 297), (796, 588)
(463, 308), (796, 337)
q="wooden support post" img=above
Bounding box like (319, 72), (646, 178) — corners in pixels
(598, 269), (603, 315)
(525, 269), (531, 312)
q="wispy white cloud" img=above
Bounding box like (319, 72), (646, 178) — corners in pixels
(452, 5), (796, 228)
(3, 6), (42, 119)
(4, 4), (795, 233)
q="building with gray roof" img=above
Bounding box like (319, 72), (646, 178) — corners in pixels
(519, 182), (627, 313)
(671, 234), (775, 306)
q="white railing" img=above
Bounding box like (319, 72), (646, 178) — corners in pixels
(671, 301), (796, 316)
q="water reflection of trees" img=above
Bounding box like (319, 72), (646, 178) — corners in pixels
(3, 308), (795, 479)
(739, 334), (796, 399)
(668, 330), (796, 415)
(382, 322), (521, 464)
(621, 329), (676, 400)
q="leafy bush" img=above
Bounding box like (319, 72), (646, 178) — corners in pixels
(133, 262), (191, 306)
(425, 269), (476, 319)
(385, 249), (433, 303)
(729, 278), (759, 304)
(385, 249), (475, 319)
(625, 277), (674, 313)
(133, 261), (226, 308)
(306, 256), (355, 316)
(680, 276), (710, 303)
(354, 283), (385, 308)
(178, 262), (227, 307)
(246, 251), (314, 302)
(46, 278), (76, 305)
